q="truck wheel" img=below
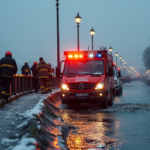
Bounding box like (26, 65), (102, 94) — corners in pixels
(108, 91), (113, 106)
(101, 96), (108, 109)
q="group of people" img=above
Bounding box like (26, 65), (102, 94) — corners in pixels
(0, 51), (54, 102)
(25, 57), (53, 94)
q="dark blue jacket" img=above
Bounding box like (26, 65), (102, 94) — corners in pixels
(0, 55), (18, 78)
(21, 64), (30, 75)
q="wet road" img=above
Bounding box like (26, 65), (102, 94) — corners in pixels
(61, 81), (150, 150)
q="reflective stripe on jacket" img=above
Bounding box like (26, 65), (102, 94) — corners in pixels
(0, 55), (18, 78)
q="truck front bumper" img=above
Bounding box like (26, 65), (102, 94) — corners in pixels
(60, 90), (106, 104)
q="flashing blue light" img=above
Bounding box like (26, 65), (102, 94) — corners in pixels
(89, 54), (94, 58)
(96, 54), (102, 58)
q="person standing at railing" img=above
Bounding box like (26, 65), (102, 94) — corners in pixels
(0, 51), (18, 103)
(37, 57), (50, 94)
(47, 63), (53, 92)
(31, 61), (39, 93)
(21, 62), (30, 75)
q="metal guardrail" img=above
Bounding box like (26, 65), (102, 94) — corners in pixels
(0, 75), (61, 98)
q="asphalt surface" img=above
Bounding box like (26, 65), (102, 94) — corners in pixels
(60, 81), (150, 150)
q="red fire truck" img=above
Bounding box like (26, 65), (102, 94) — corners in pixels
(57, 50), (115, 109)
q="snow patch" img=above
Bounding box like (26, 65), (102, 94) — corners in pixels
(12, 135), (36, 150)
(23, 98), (45, 118)
(16, 121), (28, 128)
(1, 138), (19, 145)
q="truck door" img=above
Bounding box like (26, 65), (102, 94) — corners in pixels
(106, 61), (112, 100)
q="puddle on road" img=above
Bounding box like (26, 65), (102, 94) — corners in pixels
(62, 108), (123, 150)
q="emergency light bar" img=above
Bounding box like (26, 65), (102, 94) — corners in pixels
(64, 50), (112, 60)
(67, 53), (102, 59)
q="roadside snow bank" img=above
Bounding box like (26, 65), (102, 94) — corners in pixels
(12, 134), (36, 150)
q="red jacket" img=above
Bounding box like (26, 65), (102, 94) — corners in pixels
(37, 61), (50, 79)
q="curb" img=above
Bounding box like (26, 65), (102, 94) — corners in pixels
(0, 86), (60, 108)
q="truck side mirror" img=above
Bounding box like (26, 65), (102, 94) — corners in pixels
(108, 67), (113, 76)
(56, 61), (65, 78)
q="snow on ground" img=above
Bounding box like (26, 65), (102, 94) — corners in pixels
(0, 88), (60, 150)
(11, 134), (36, 150)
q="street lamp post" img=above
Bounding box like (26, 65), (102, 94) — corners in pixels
(90, 27), (95, 50)
(120, 56), (122, 73)
(109, 46), (113, 55)
(56, 0), (60, 68)
(124, 61), (127, 76)
(122, 58), (124, 76)
(75, 13), (82, 51)
(115, 52), (118, 67)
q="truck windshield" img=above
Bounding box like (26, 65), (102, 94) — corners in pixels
(64, 60), (104, 75)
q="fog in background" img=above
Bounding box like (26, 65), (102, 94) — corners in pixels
(0, 0), (150, 74)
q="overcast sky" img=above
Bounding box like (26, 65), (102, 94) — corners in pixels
(0, 0), (150, 73)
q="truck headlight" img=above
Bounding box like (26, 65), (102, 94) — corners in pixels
(61, 83), (69, 90)
(95, 82), (104, 90)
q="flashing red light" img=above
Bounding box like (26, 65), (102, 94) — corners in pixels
(74, 54), (78, 58)
(68, 55), (73, 58)
(117, 68), (120, 71)
(79, 54), (83, 58)
(113, 62), (116, 66)
(68, 54), (83, 59)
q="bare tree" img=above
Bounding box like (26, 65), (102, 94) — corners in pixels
(142, 45), (150, 69)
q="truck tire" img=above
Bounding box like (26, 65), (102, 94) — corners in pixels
(101, 96), (108, 109)
(108, 91), (113, 106)
(120, 87), (123, 94)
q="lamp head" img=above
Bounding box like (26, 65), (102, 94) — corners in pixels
(75, 12), (82, 24)
(90, 27), (95, 36)
(109, 46), (113, 52)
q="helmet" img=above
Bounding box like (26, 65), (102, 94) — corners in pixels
(34, 61), (37, 65)
(48, 63), (51, 66)
(5, 51), (12, 56)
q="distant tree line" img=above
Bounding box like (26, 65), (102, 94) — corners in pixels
(142, 45), (150, 69)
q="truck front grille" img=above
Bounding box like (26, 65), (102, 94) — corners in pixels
(68, 83), (95, 91)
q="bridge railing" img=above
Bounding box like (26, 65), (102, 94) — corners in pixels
(0, 75), (61, 98)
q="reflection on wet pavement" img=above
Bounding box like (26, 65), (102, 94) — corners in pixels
(62, 111), (122, 150)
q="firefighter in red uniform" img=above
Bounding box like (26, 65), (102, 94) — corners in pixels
(0, 51), (18, 103)
(37, 57), (50, 94)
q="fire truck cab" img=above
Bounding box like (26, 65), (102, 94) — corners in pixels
(57, 50), (115, 109)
